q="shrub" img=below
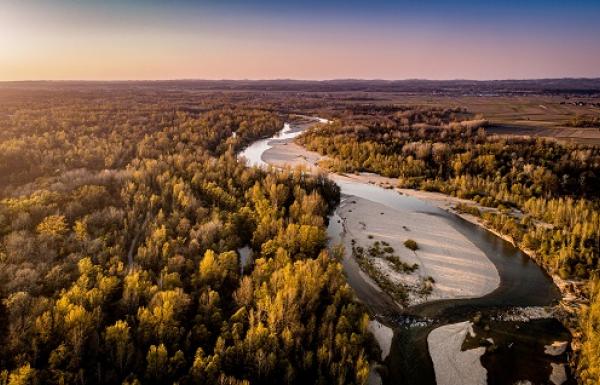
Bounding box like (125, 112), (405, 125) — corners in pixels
(404, 239), (418, 251)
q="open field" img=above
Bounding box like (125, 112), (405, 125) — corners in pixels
(324, 93), (600, 144)
(439, 96), (600, 145)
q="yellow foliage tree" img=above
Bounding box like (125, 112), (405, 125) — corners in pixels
(36, 215), (67, 238)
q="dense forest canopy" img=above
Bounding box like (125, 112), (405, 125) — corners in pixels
(0, 89), (377, 385)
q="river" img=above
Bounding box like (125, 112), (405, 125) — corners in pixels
(238, 117), (574, 385)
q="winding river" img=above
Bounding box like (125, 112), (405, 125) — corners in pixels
(239, 118), (574, 385)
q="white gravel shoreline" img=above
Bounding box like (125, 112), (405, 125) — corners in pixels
(368, 320), (393, 360)
(427, 321), (487, 385)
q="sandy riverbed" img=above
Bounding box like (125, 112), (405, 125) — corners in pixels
(338, 195), (500, 305)
(262, 142), (324, 171)
(427, 321), (487, 385)
(368, 319), (393, 360)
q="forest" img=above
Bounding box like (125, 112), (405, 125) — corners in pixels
(296, 103), (600, 384)
(0, 88), (377, 385)
(2, 84), (600, 384)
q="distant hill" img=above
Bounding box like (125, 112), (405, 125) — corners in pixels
(2, 78), (600, 95)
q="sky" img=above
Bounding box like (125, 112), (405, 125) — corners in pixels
(1, 0), (599, 81)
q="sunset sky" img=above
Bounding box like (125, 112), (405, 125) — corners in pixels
(1, 0), (599, 81)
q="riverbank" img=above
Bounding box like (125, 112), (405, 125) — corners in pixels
(427, 321), (487, 385)
(316, 170), (586, 307)
(262, 119), (584, 308)
(256, 121), (576, 384)
(261, 142), (323, 171)
(338, 170), (586, 342)
(264, 141), (502, 305)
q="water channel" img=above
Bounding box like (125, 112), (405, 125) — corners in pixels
(239, 118), (574, 385)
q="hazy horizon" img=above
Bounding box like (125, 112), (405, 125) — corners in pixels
(3, 77), (600, 83)
(2, 0), (600, 81)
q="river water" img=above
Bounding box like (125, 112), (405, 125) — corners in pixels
(238, 118), (574, 385)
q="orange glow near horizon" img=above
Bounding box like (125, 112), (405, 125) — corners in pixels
(2, 1), (600, 81)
